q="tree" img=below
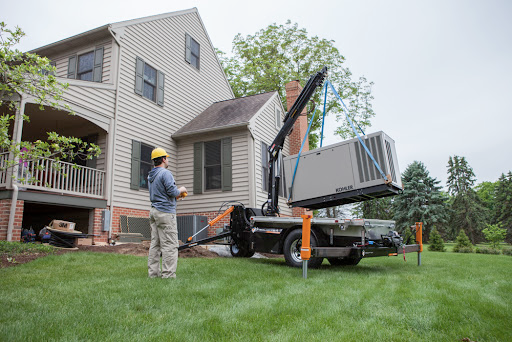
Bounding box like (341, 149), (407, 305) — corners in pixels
(316, 205), (351, 218)
(392, 161), (448, 241)
(446, 156), (487, 244)
(428, 228), (446, 252)
(475, 181), (497, 223)
(218, 21), (375, 148)
(482, 223), (507, 249)
(453, 229), (473, 253)
(494, 172), (512, 243)
(351, 197), (394, 220)
(0, 22), (99, 177)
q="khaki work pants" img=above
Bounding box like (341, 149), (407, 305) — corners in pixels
(148, 207), (178, 278)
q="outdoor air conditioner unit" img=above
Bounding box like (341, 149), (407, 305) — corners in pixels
(282, 131), (402, 210)
(177, 215), (208, 243)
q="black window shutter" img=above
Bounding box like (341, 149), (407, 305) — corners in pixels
(135, 57), (144, 95)
(222, 137), (232, 191)
(93, 46), (104, 82)
(67, 56), (77, 79)
(185, 34), (191, 64)
(130, 140), (141, 190)
(193, 142), (203, 194)
(157, 71), (165, 107)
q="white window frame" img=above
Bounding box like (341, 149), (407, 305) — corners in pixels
(275, 104), (282, 129)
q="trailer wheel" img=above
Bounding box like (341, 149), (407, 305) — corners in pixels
(230, 240), (247, 257)
(283, 229), (323, 268)
(327, 257), (362, 266)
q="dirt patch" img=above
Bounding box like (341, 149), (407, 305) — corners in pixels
(1, 241), (219, 269)
(1, 250), (68, 269)
(77, 241), (219, 258)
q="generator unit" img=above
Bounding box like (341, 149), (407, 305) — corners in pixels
(283, 131), (402, 209)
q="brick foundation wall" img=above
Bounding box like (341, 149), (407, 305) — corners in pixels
(92, 206), (151, 244)
(0, 199), (24, 241)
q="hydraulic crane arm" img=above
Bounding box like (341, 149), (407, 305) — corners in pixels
(264, 66), (328, 216)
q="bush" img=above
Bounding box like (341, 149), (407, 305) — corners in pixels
(428, 228), (446, 252)
(454, 246), (474, 253)
(453, 230), (474, 253)
(502, 248), (512, 256)
(482, 224), (507, 249)
(475, 247), (501, 255)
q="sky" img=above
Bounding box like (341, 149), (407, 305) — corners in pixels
(3, 0), (512, 188)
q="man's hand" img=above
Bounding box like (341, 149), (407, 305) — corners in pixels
(177, 186), (188, 200)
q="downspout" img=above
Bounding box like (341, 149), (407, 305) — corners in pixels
(7, 99), (26, 241)
(7, 185), (18, 241)
(107, 25), (122, 241)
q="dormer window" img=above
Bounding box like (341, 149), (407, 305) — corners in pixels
(67, 46), (104, 82)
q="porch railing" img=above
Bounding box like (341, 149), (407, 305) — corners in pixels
(0, 152), (105, 198)
(0, 153), (8, 186)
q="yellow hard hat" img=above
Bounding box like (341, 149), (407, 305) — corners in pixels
(151, 147), (169, 160)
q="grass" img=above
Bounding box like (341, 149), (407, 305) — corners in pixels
(1, 250), (511, 342)
(0, 241), (56, 256)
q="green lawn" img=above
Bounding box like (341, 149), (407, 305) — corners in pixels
(1, 250), (511, 342)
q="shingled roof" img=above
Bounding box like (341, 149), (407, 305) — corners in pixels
(172, 91), (277, 138)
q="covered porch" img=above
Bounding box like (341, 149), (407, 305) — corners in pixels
(0, 102), (109, 199)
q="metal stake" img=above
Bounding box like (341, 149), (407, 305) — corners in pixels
(302, 260), (308, 279)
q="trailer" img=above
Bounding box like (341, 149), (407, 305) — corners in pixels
(179, 205), (422, 268)
(179, 66), (422, 269)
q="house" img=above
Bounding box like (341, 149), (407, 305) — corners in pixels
(0, 8), (310, 243)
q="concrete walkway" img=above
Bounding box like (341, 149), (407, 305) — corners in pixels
(204, 245), (267, 258)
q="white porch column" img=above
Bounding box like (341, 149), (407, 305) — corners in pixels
(7, 98), (26, 189)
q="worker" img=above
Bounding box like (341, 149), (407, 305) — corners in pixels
(147, 147), (187, 279)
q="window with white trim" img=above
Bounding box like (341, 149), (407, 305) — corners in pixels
(134, 57), (165, 106)
(275, 105), (282, 129)
(204, 140), (222, 191)
(185, 33), (200, 70)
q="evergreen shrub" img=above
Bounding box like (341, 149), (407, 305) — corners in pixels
(453, 230), (474, 253)
(428, 228), (446, 252)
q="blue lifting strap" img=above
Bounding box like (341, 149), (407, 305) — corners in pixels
(320, 82), (328, 148)
(287, 79), (388, 202)
(287, 104), (319, 202)
(326, 80), (387, 180)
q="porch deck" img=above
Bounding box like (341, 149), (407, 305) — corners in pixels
(0, 153), (106, 199)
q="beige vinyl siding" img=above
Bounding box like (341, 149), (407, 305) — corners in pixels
(52, 39), (114, 83)
(175, 129), (249, 213)
(251, 95), (292, 216)
(112, 11), (233, 210)
(46, 39), (116, 129)
(96, 132), (107, 171)
(60, 86), (116, 125)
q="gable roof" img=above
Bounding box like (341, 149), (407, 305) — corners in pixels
(29, 7), (234, 99)
(172, 92), (277, 138)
